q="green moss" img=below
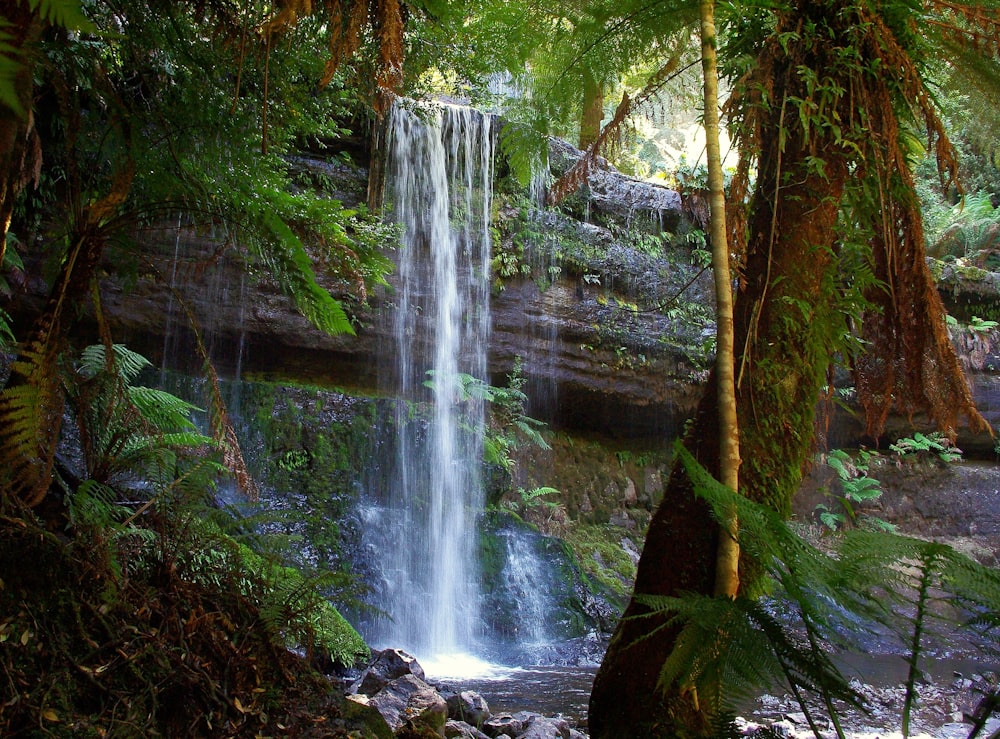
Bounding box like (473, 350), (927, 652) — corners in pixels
(563, 523), (640, 608)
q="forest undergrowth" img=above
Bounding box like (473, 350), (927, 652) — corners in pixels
(0, 506), (383, 738)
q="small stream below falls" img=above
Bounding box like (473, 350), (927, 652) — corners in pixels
(427, 652), (999, 733)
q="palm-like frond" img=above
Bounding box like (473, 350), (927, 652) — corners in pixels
(662, 444), (1000, 735)
(0, 337), (66, 506)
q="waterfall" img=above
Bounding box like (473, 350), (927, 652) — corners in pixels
(364, 101), (495, 667)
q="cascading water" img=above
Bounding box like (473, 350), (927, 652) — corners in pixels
(362, 101), (495, 672)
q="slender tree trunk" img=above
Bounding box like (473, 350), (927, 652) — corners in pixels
(579, 70), (604, 151)
(588, 110), (851, 739)
(700, 0), (740, 600)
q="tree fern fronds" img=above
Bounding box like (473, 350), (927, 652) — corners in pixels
(636, 591), (865, 726)
(0, 337), (66, 506)
(79, 344), (153, 385)
(498, 119), (551, 190)
(170, 292), (259, 502)
(675, 443), (841, 598)
(838, 530), (1000, 737)
(548, 50), (692, 207)
(127, 387), (202, 433)
(256, 209), (355, 336)
(26, 0), (96, 33)
(0, 307), (13, 347)
(203, 358), (259, 503)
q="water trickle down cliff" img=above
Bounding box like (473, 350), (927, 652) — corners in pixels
(359, 101), (496, 665)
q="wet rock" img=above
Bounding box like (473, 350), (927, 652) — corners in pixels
(367, 674), (447, 733)
(623, 478), (637, 505)
(516, 715), (572, 738)
(482, 711), (534, 737)
(351, 648), (426, 696)
(445, 690), (491, 727)
(340, 694), (395, 739)
(445, 720), (492, 738)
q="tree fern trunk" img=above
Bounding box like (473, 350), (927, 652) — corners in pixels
(0, 6), (44, 258)
(579, 70), (604, 150)
(588, 77), (852, 739)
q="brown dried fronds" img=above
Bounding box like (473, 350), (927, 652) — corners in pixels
(926, 0), (1000, 56)
(175, 293), (260, 502)
(375, 0), (404, 114)
(548, 53), (685, 207)
(318, 0), (369, 88)
(259, 0), (404, 114)
(260, 0), (314, 38)
(727, 0), (986, 439)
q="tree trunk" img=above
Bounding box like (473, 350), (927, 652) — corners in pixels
(588, 109), (851, 739)
(579, 70), (603, 151)
(700, 0), (740, 600)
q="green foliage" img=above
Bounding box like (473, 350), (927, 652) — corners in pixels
(888, 431), (963, 463)
(65, 345), (223, 502)
(645, 444), (1000, 736)
(13, 0), (392, 346)
(925, 192), (1000, 259)
(424, 358), (551, 473)
(815, 448), (887, 532)
(173, 515), (369, 668)
(563, 523), (640, 606)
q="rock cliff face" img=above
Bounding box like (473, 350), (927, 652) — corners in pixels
(23, 141), (707, 442)
(12, 133), (1000, 449)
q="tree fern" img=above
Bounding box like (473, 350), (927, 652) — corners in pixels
(0, 336), (66, 506)
(661, 444), (1000, 736)
(26, 0), (96, 32)
(63, 344), (226, 508)
(838, 530), (1000, 737)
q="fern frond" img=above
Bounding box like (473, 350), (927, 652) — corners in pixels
(257, 209), (355, 336)
(127, 386), (201, 433)
(27, 0), (97, 32)
(636, 591), (864, 723)
(0, 307), (13, 348)
(498, 120), (550, 189)
(0, 338), (66, 506)
(79, 343), (152, 384)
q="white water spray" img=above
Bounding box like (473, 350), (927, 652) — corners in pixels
(368, 101), (495, 666)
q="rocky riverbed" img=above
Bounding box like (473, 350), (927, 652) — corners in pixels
(341, 646), (1000, 738)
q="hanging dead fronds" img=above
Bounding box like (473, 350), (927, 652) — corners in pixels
(723, 0), (989, 441)
(548, 52), (689, 206)
(926, 0), (1000, 56)
(175, 291), (259, 502)
(374, 0), (404, 114)
(261, 0), (406, 115)
(318, 0), (368, 88)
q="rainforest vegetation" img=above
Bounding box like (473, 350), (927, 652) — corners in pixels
(4, 0), (1000, 737)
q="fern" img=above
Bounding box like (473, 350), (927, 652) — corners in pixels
(179, 515), (370, 668)
(256, 208), (355, 336)
(79, 343), (151, 384)
(664, 444), (1000, 736)
(27, 0), (97, 32)
(0, 337), (66, 506)
(839, 530), (1000, 737)
(498, 119), (551, 189)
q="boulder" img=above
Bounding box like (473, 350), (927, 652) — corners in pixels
(515, 715), (572, 739)
(444, 719), (492, 738)
(445, 690), (491, 727)
(368, 674), (448, 734)
(351, 648), (426, 696)
(481, 711), (536, 737)
(339, 693), (395, 739)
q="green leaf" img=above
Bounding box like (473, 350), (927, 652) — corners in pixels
(28, 0), (98, 32)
